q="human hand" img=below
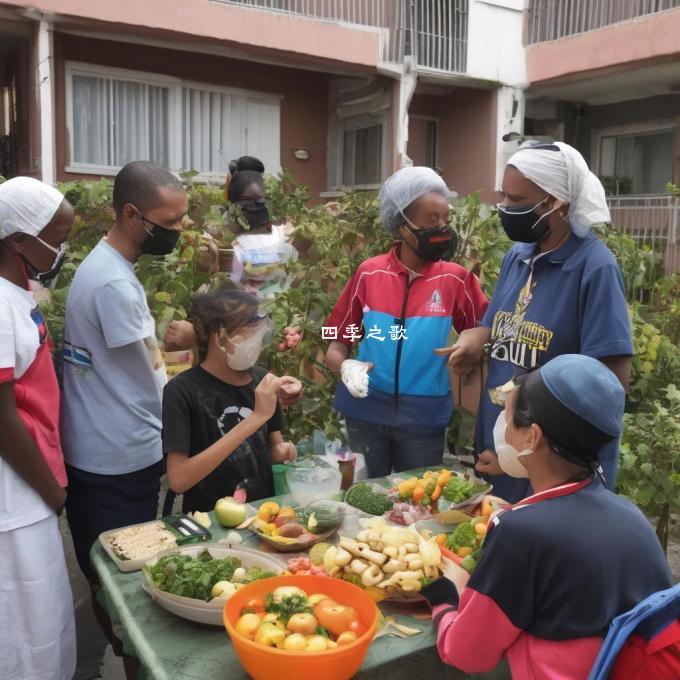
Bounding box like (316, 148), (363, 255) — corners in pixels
(434, 328), (488, 376)
(278, 376), (303, 407)
(271, 441), (297, 464)
(47, 485), (67, 516)
(440, 556), (471, 594)
(340, 359), (373, 398)
(164, 320), (197, 351)
(475, 449), (503, 476)
(254, 373), (283, 422)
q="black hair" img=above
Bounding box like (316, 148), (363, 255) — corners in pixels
(227, 156), (265, 203)
(511, 376), (535, 429)
(511, 374), (592, 478)
(188, 285), (259, 358)
(112, 161), (184, 217)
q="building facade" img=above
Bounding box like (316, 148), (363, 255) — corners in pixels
(0, 0), (526, 202)
(523, 0), (680, 273)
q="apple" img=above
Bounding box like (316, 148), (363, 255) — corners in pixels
(282, 633), (307, 651)
(214, 497), (247, 528)
(211, 581), (237, 600)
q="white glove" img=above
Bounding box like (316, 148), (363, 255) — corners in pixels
(340, 359), (371, 398)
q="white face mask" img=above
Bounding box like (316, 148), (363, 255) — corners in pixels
(220, 322), (270, 371)
(493, 411), (533, 479)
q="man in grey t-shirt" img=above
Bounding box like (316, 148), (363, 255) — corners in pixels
(61, 161), (187, 582)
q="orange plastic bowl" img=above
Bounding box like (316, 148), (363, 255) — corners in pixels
(224, 574), (379, 680)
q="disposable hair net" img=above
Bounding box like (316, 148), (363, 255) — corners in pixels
(0, 176), (64, 239)
(378, 166), (454, 237)
(508, 141), (610, 237)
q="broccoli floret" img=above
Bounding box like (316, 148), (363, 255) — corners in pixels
(445, 522), (477, 552)
(264, 593), (312, 624)
(344, 484), (393, 515)
(442, 477), (487, 503)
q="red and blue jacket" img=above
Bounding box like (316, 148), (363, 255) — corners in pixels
(422, 480), (673, 679)
(325, 245), (487, 430)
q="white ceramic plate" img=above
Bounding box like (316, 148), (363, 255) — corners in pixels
(143, 544), (284, 626)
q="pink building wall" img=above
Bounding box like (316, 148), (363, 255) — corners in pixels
(53, 33), (331, 198)
(409, 90), (498, 202)
(1, 0), (382, 72)
(526, 9), (680, 85)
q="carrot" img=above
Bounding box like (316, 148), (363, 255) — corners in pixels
(431, 485), (442, 502)
(441, 546), (464, 565)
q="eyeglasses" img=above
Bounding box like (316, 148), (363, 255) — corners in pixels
(132, 205), (179, 235)
(496, 196), (549, 214)
(34, 235), (67, 257)
(525, 142), (560, 152)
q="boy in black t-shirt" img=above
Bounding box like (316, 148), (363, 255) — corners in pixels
(162, 287), (298, 512)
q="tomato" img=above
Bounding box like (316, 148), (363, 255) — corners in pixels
(240, 598), (265, 616)
(313, 600), (360, 637)
(348, 619), (366, 637)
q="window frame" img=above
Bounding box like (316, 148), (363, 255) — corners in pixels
(334, 111), (388, 190)
(64, 61), (283, 178)
(592, 119), (676, 196)
(409, 113), (439, 169)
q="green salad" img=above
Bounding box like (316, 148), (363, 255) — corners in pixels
(445, 522), (483, 574)
(442, 476), (489, 504)
(146, 550), (275, 601)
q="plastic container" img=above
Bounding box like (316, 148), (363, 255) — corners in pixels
(286, 466), (342, 506)
(224, 574), (379, 680)
(99, 520), (178, 572)
(143, 545), (284, 625)
(271, 464), (290, 496)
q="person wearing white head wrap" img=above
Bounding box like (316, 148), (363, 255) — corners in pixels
(0, 176), (65, 238)
(324, 166), (488, 477)
(438, 142), (632, 504)
(0, 176), (76, 680)
(0, 176), (71, 284)
(507, 141), (610, 236)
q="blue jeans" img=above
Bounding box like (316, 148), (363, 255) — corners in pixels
(345, 418), (446, 478)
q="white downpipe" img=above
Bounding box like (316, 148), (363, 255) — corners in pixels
(37, 19), (56, 185)
(396, 56), (417, 168)
(495, 86), (525, 190)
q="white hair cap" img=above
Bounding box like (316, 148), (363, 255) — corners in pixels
(0, 177), (65, 240)
(508, 141), (609, 237)
(379, 166), (454, 237)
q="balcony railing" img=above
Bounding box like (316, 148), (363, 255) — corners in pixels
(218, 0), (468, 73)
(607, 194), (680, 297)
(526, 0), (680, 45)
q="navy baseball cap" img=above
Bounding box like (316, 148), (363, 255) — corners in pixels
(517, 354), (624, 465)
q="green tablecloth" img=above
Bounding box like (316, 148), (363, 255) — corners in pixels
(91, 487), (510, 680)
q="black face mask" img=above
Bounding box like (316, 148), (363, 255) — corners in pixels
(404, 223), (456, 262)
(141, 225), (180, 256)
(237, 198), (270, 229)
(497, 197), (554, 243)
(18, 239), (67, 285)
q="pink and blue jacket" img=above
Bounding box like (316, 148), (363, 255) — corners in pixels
(325, 245), (488, 430)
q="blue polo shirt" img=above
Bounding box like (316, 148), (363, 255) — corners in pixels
(475, 232), (633, 502)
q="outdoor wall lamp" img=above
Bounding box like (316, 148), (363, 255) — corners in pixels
(293, 148), (310, 160)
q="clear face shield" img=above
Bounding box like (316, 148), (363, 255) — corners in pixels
(219, 311), (272, 371)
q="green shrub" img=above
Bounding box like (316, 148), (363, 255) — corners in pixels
(34, 172), (679, 541)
